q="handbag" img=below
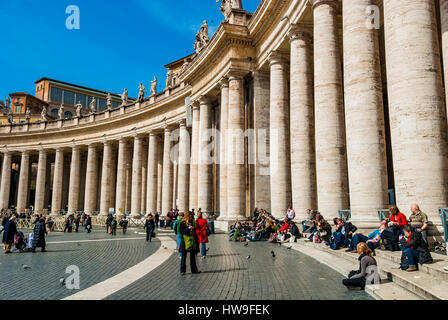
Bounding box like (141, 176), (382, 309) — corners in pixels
(183, 234), (197, 251)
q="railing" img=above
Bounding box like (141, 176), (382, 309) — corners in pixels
(378, 209), (391, 222)
(439, 208), (448, 255)
(338, 210), (351, 222)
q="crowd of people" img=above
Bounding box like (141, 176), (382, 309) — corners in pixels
(228, 204), (444, 290)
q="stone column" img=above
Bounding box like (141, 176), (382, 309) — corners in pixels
(268, 52), (292, 219)
(288, 25), (317, 218)
(17, 151), (30, 213)
(146, 132), (159, 214)
(157, 139), (163, 213)
(311, 0), (349, 216)
(0, 152), (11, 210)
(51, 148), (64, 215)
(84, 144), (99, 215)
(35, 149), (48, 214)
(115, 138), (128, 216)
(219, 78), (229, 219)
(131, 136), (143, 217)
(440, 0), (448, 120)
(384, 0), (448, 220)
(178, 120), (190, 213)
(100, 141), (113, 216)
(198, 96), (214, 213)
(162, 127), (173, 215)
(227, 72), (246, 220)
(189, 102), (200, 211)
(343, 0), (389, 226)
(68, 146), (81, 215)
(141, 141), (148, 214)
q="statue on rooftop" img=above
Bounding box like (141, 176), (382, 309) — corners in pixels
(121, 88), (128, 106)
(216, 0), (243, 18)
(138, 83), (146, 102)
(181, 59), (190, 74)
(107, 93), (112, 110)
(90, 97), (96, 113)
(59, 103), (65, 120)
(7, 109), (13, 124)
(150, 77), (158, 96)
(41, 106), (48, 121)
(25, 108), (31, 122)
(194, 20), (210, 54)
(166, 70), (173, 89)
(75, 101), (83, 117)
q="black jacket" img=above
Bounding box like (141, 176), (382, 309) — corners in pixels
(401, 231), (433, 264)
(144, 219), (155, 231)
(179, 220), (199, 254)
(2, 220), (17, 244)
(338, 222), (358, 240)
(32, 219), (46, 248)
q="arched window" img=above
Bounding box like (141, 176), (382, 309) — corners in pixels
(64, 111), (73, 119)
(50, 109), (58, 119)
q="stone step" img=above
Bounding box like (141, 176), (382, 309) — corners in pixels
(283, 242), (421, 300)
(295, 240), (448, 300)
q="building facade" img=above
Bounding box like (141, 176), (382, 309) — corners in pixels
(0, 0), (447, 236)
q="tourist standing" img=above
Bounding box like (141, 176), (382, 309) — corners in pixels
(85, 214), (92, 233)
(179, 212), (200, 275)
(106, 213), (113, 234)
(195, 211), (209, 259)
(173, 212), (184, 257)
(154, 212), (159, 229)
(120, 217), (129, 235)
(2, 216), (17, 254)
(111, 217), (118, 236)
(74, 214), (81, 233)
(32, 216), (47, 253)
(144, 214), (155, 242)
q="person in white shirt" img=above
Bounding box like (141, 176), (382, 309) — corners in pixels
(287, 207), (295, 221)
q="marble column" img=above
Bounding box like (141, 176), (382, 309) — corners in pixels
(131, 136), (143, 217)
(0, 152), (11, 210)
(189, 102), (200, 211)
(198, 96), (214, 213)
(157, 139), (163, 213)
(288, 24), (317, 218)
(227, 72), (246, 220)
(84, 144), (99, 215)
(125, 144), (133, 214)
(68, 146), (81, 215)
(17, 151), (30, 213)
(311, 0), (349, 216)
(384, 0), (448, 220)
(51, 148), (64, 215)
(343, 0), (389, 225)
(100, 141), (113, 216)
(268, 52), (292, 219)
(35, 149), (48, 214)
(219, 79), (229, 219)
(440, 0), (448, 120)
(147, 132), (159, 214)
(141, 141), (148, 214)
(178, 120), (190, 213)
(162, 127), (173, 215)
(115, 138), (128, 216)
(252, 71), (271, 212)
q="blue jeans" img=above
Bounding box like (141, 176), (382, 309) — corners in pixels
(349, 234), (369, 251)
(404, 247), (420, 267)
(200, 242), (206, 257)
(176, 234), (183, 257)
(331, 232), (349, 250)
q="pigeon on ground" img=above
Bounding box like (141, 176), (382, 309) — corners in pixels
(60, 278), (66, 286)
(271, 250), (276, 258)
(246, 255), (251, 259)
(162, 245), (167, 249)
(77, 243), (81, 247)
(287, 246), (292, 250)
(22, 264), (31, 270)
(243, 242), (248, 247)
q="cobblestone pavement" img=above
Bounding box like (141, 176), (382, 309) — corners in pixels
(0, 227), (160, 300)
(108, 234), (373, 300)
(0, 228), (372, 300)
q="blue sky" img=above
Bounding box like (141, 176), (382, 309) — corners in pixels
(0, 0), (260, 100)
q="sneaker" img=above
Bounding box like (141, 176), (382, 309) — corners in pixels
(406, 266), (418, 272)
(444, 266), (448, 272)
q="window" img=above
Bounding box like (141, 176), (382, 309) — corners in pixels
(64, 111), (73, 119)
(98, 98), (107, 111)
(75, 93), (87, 107)
(51, 109), (59, 119)
(112, 101), (120, 109)
(50, 87), (63, 102)
(63, 90), (75, 105)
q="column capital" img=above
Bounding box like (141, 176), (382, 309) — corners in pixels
(309, 0), (339, 10)
(288, 24), (313, 43)
(178, 119), (187, 127)
(191, 100), (200, 110)
(198, 95), (215, 106)
(227, 70), (247, 81)
(268, 51), (289, 66)
(219, 77), (229, 88)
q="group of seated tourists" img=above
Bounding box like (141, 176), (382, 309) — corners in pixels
(228, 204), (439, 290)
